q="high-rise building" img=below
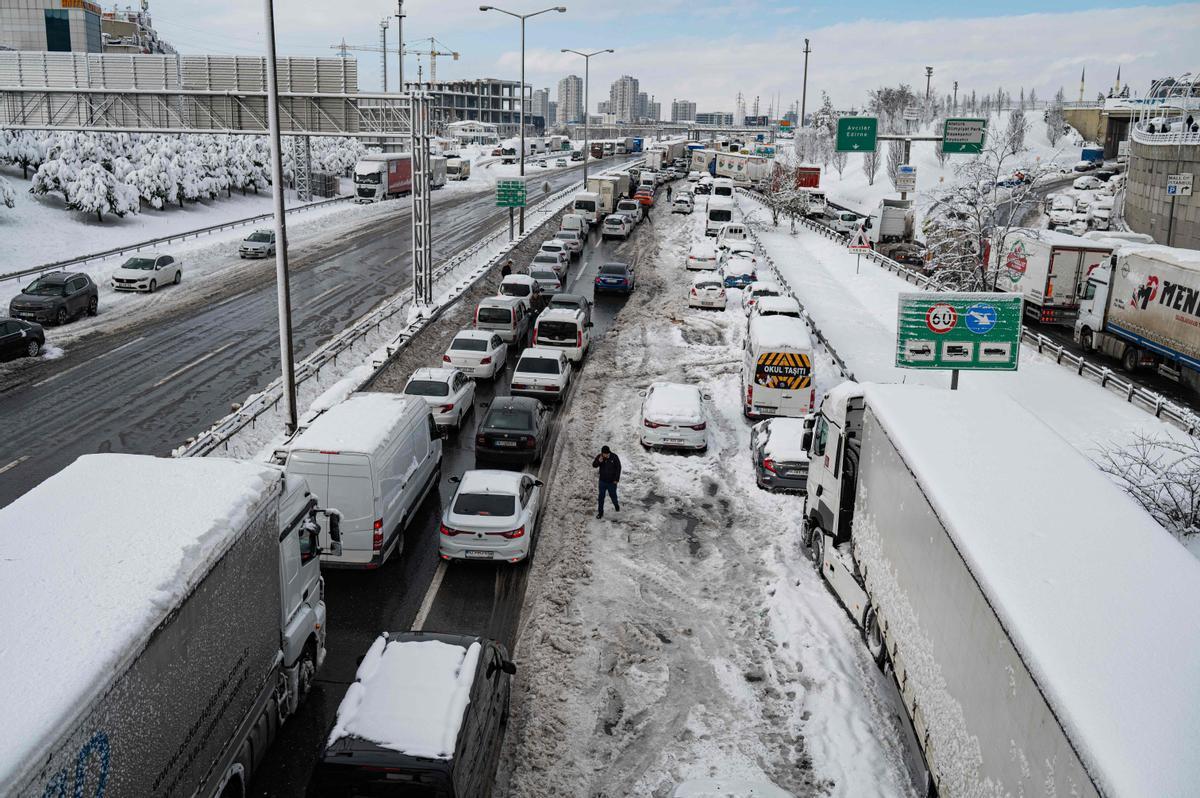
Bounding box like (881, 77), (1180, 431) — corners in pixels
(671, 99), (697, 122)
(548, 100), (558, 126)
(609, 75), (639, 123)
(635, 91), (648, 120)
(1, 0), (104, 52)
(695, 111), (734, 126)
(557, 74), (584, 124)
(530, 88), (550, 121)
(647, 99), (661, 123)
(597, 100), (612, 115)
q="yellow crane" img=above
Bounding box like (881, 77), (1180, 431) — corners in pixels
(404, 37), (459, 86)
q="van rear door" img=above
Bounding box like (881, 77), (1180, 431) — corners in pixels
(752, 350), (813, 417)
(326, 454), (377, 557)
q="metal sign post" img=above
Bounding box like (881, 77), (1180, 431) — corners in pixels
(896, 293), (1023, 388)
(496, 178), (527, 241)
(848, 225), (871, 274)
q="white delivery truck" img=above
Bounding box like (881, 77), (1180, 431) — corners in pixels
(0, 453), (342, 798)
(994, 229), (1113, 325)
(742, 314), (816, 418)
(1075, 243), (1200, 388)
(864, 198), (917, 260)
(572, 191), (603, 226)
(353, 152), (413, 202)
(587, 174), (631, 215)
(445, 156), (471, 181)
(804, 382), (1200, 798)
(280, 392), (443, 570)
(429, 155), (447, 189)
(799, 188), (827, 218)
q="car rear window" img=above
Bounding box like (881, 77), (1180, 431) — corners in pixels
(537, 320), (577, 341)
(500, 282), (530, 298)
(451, 336), (489, 351)
(709, 209), (733, 222)
(599, 264), (627, 275)
(530, 270), (558, 282)
(604, 217), (622, 225)
(533, 254), (559, 264)
(486, 408), (533, 430)
(453, 493), (515, 516)
(477, 306), (513, 323)
(517, 356), (560, 375)
(555, 232), (575, 241)
(405, 379), (449, 397)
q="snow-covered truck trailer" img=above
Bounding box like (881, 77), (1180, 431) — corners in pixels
(865, 198), (915, 250)
(714, 151), (770, 188)
(0, 454), (343, 798)
(429, 156), (447, 189)
(1075, 243), (1200, 387)
(354, 152), (413, 202)
(803, 382), (1200, 798)
(995, 229), (1113, 325)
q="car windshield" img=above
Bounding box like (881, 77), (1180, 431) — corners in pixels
(451, 337), (488, 351)
(247, 232), (271, 243)
(405, 379), (449, 397)
(23, 279), (66, 296)
(709, 209), (733, 222)
(486, 408), (533, 430)
(356, 171), (382, 184)
(120, 258), (156, 270)
(453, 492), (515, 517)
(517, 356), (560, 375)
(600, 264), (627, 275)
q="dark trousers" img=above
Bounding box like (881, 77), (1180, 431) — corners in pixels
(597, 480), (619, 515)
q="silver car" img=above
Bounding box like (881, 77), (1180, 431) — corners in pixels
(239, 229), (276, 258)
(750, 416), (814, 492)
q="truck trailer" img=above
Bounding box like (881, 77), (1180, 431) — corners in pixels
(804, 382), (1200, 798)
(0, 454), (343, 798)
(864, 198), (916, 259)
(353, 152), (412, 202)
(1075, 242), (1200, 388)
(995, 229), (1113, 325)
(713, 151), (770, 188)
(587, 173), (631, 215)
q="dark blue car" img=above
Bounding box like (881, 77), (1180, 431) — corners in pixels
(595, 262), (635, 294)
(722, 267), (757, 289)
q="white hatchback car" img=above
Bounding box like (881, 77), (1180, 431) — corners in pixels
(510, 346), (571, 402)
(686, 238), (719, 270)
(601, 214), (634, 240)
(531, 249), (568, 279)
(688, 273), (727, 310)
(672, 194), (694, 214)
(403, 366), (476, 429)
(640, 381), (708, 452)
(110, 252), (182, 292)
(439, 470), (543, 564)
(538, 240), (573, 264)
(443, 329), (508, 379)
(743, 282), (785, 316)
(718, 241), (758, 269)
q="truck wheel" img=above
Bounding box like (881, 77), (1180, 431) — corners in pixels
(296, 641), (317, 706)
(1079, 328), (1094, 352)
(811, 525), (825, 569)
(863, 605), (888, 670)
(1121, 346), (1139, 372)
(801, 517), (816, 548)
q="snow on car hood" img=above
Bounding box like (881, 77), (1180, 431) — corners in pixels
(111, 266), (154, 280)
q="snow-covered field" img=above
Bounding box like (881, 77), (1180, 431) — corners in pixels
(498, 205), (918, 796)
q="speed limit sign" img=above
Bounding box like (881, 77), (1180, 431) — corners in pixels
(925, 303), (958, 334)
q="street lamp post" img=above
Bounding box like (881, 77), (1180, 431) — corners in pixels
(480, 5), (567, 235)
(800, 38), (811, 127)
(396, 1), (405, 92)
(562, 47), (614, 185)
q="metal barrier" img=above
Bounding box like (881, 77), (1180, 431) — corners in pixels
(1, 194), (351, 283)
(736, 188), (1200, 437)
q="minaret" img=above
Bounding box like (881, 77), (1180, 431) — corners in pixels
(1079, 67), (1086, 102)
(1114, 65), (1121, 95)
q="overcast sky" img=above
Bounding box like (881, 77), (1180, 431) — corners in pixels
(152, 1), (1200, 112)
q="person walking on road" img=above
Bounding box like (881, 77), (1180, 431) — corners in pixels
(666, 184), (673, 202)
(501, 259), (513, 277)
(592, 445), (622, 519)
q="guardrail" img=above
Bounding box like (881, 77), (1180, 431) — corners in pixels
(1, 194), (352, 284)
(175, 157), (646, 458)
(1130, 126), (1200, 146)
(737, 188), (1200, 437)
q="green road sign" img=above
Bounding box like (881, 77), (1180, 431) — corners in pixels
(942, 118), (987, 154)
(495, 178), (527, 208)
(836, 117), (878, 152)
(896, 292), (1022, 371)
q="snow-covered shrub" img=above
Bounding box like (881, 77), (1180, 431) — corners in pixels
(0, 175), (15, 210)
(1097, 434), (1200, 544)
(66, 162), (139, 222)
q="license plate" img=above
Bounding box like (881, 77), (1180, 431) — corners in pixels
(465, 550), (493, 559)
(663, 438), (684, 444)
(495, 440), (518, 448)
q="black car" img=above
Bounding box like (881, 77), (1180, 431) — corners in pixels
(0, 317), (45, 360)
(311, 631), (515, 798)
(8, 271), (98, 326)
(1093, 168), (1119, 182)
(475, 396), (552, 467)
(547, 292), (593, 325)
(570, 150), (584, 161)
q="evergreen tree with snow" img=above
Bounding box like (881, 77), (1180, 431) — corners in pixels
(0, 175), (16, 211)
(67, 162), (139, 223)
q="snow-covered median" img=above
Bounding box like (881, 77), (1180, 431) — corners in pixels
(498, 202), (916, 796)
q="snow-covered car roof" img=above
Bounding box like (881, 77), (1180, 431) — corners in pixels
(643, 381), (704, 424)
(409, 366), (457, 384)
(291, 392), (417, 455)
(517, 345), (566, 362)
(691, 272), (723, 286)
(327, 635), (481, 759)
(458, 468), (523, 495)
(747, 281), (783, 297)
(721, 257), (757, 275)
(452, 328), (500, 341)
(690, 239), (718, 256)
(756, 418), (811, 464)
(860, 383), (1200, 796)
(755, 295), (801, 314)
(536, 307), (583, 323)
(500, 274), (536, 286)
(0, 454), (283, 784)
(748, 314), (813, 351)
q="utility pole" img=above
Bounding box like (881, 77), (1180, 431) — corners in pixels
(953, 80), (958, 113)
(396, 0), (405, 92)
(379, 18), (390, 92)
(563, 47), (614, 186)
(262, 0), (298, 434)
(800, 38), (811, 127)
(925, 66), (933, 101)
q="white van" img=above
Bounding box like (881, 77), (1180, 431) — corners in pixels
(716, 222), (749, 250)
(742, 315), (816, 419)
(826, 209), (861, 234)
(532, 306), (592, 363)
(572, 191), (603, 225)
(706, 196), (735, 236)
(560, 212), (590, 235)
(475, 294), (532, 344)
(283, 392), (443, 569)
(712, 177), (735, 198)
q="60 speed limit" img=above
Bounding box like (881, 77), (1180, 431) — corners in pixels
(925, 303), (958, 334)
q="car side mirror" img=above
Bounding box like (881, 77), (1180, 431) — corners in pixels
(802, 432), (813, 450)
(815, 485), (824, 497)
(449, 475), (461, 484)
(534, 479), (544, 487)
(502, 660), (518, 675)
(316, 507), (342, 556)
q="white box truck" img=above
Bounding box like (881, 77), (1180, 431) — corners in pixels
(445, 156), (471, 181)
(804, 382), (1200, 798)
(586, 174), (630, 215)
(994, 229), (1113, 325)
(0, 453), (343, 798)
(1075, 243), (1200, 388)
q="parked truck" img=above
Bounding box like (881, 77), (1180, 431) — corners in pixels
(994, 229), (1113, 325)
(429, 155), (447, 189)
(353, 152), (412, 202)
(445, 156), (471, 181)
(1075, 242), (1200, 388)
(864, 198), (916, 259)
(631, 136), (644, 153)
(803, 381), (1200, 798)
(590, 142), (605, 160)
(587, 173), (631, 215)
(0, 454), (343, 798)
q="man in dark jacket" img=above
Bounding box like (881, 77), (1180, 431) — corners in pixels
(592, 445), (621, 519)
(501, 259), (513, 277)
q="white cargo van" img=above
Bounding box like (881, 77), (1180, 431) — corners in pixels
(705, 196), (735, 236)
(283, 392), (443, 569)
(716, 222), (749, 250)
(560, 212), (590, 235)
(533, 306), (592, 363)
(712, 177), (735, 198)
(572, 191), (603, 225)
(742, 315), (816, 418)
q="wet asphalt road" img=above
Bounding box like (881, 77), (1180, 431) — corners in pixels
(0, 158), (630, 508)
(247, 199), (659, 796)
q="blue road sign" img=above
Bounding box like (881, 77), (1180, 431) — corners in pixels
(964, 303), (998, 334)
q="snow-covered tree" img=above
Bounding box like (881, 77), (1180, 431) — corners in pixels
(868, 84), (918, 132)
(862, 146), (880, 186)
(886, 139), (905, 189)
(759, 164), (807, 227)
(1005, 109), (1028, 153)
(1046, 88), (1067, 147)
(31, 157), (78, 200)
(0, 175), (16, 211)
(831, 147), (848, 177)
(66, 162), (139, 222)
(1097, 434), (1200, 544)
(1, 130), (50, 179)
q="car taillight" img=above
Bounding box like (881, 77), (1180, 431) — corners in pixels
(576, 330), (582, 347)
(690, 422), (707, 431)
(439, 403), (455, 413)
(644, 419), (664, 429)
(440, 523), (462, 537)
(746, 384), (753, 405)
(476, 434), (486, 446)
(810, 390), (816, 411)
(480, 356), (493, 365)
(532, 326), (539, 341)
(372, 518), (384, 552)
(443, 354), (452, 362)
(496, 525), (526, 539)
(690, 288), (697, 295)
(523, 435), (537, 449)
(763, 458), (778, 474)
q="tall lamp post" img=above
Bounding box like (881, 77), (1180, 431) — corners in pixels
(561, 47), (613, 185)
(480, 4), (567, 235)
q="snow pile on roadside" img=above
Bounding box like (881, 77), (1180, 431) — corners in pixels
(498, 205), (915, 796)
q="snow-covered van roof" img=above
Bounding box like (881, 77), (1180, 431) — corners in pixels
(289, 392), (420, 456)
(0, 454), (282, 783)
(860, 383), (1200, 796)
(748, 314), (813, 351)
(328, 635), (482, 759)
(1006, 227), (1114, 250)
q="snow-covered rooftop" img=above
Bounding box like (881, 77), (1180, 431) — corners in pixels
(861, 383), (1200, 796)
(0, 454), (281, 783)
(1007, 227), (1114, 250)
(290, 392), (417, 455)
(327, 636), (481, 759)
(758, 418), (811, 463)
(748, 315), (813, 351)
(459, 468), (523, 495)
(644, 381), (704, 424)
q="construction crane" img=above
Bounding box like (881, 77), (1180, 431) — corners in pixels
(331, 18), (396, 90)
(404, 37), (459, 86)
